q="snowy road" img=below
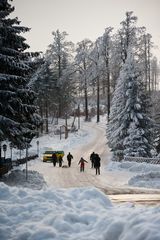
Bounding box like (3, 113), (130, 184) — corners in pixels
(30, 121), (111, 189)
(29, 118), (160, 205)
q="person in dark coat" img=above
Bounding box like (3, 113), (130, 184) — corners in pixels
(94, 153), (101, 175)
(78, 157), (88, 172)
(90, 152), (96, 168)
(58, 155), (63, 167)
(52, 153), (57, 167)
(67, 152), (73, 167)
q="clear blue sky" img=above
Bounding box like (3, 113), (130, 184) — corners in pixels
(12, 0), (160, 59)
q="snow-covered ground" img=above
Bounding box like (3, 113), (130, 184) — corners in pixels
(107, 160), (160, 189)
(1, 179), (160, 240)
(1, 115), (160, 240)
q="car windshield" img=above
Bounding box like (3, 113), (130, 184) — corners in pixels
(44, 151), (54, 154)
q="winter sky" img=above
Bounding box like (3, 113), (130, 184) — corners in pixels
(12, 0), (160, 59)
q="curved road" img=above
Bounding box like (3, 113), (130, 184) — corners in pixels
(30, 120), (160, 205)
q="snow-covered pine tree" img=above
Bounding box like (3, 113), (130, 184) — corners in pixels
(118, 11), (137, 63)
(106, 59), (126, 161)
(123, 52), (154, 157)
(32, 60), (59, 133)
(107, 50), (154, 160)
(0, 0), (41, 148)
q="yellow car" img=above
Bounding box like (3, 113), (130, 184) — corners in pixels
(43, 150), (64, 162)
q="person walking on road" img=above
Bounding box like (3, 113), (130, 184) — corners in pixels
(67, 152), (73, 167)
(52, 153), (57, 167)
(78, 157), (88, 172)
(58, 155), (63, 167)
(94, 153), (101, 175)
(90, 152), (96, 168)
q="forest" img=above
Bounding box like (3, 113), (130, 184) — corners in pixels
(0, 0), (160, 160)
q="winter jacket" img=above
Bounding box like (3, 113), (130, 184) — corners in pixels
(94, 154), (101, 167)
(78, 158), (88, 166)
(67, 153), (73, 161)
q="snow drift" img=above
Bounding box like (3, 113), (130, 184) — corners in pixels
(0, 179), (160, 240)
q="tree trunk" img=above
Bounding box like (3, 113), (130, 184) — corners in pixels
(84, 81), (89, 121)
(147, 38), (151, 93)
(105, 53), (110, 122)
(45, 98), (49, 133)
(40, 104), (44, 134)
(107, 71), (110, 122)
(144, 36), (148, 91)
(97, 77), (100, 123)
(83, 59), (89, 121)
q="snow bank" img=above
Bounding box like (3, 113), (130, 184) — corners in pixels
(0, 182), (160, 240)
(1, 170), (47, 190)
(129, 172), (160, 189)
(106, 161), (160, 189)
(107, 160), (160, 173)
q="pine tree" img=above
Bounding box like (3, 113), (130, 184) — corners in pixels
(0, 0), (41, 149)
(32, 60), (59, 132)
(106, 61), (126, 160)
(118, 11), (137, 63)
(107, 51), (154, 160)
(123, 53), (154, 157)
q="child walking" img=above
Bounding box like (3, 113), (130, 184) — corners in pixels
(78, 157), (88, 172)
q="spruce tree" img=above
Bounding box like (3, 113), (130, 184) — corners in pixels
(0, 0), (41, 149)
(123, 53), (154, 157)
(107, 51), (154, 160)
(106, 60), (126, 160)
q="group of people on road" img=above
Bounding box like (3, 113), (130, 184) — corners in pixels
(51, 151), (101, 175)
(77, 152), (101, 174)
(52, 152), (73, 168)
(52, 153), (63, 167)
